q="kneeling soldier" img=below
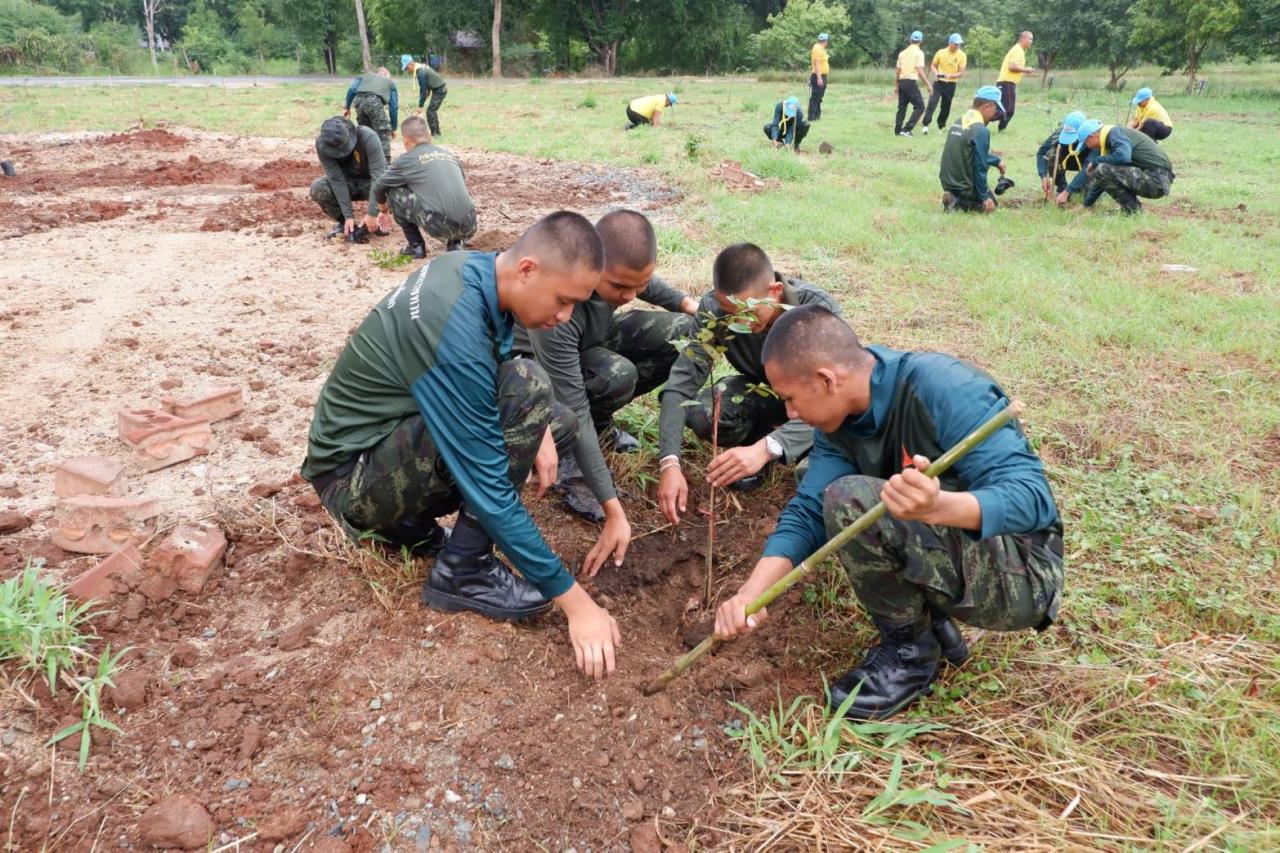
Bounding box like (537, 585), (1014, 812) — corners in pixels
(302, 211), (623, 680)
(939, 86), (1007, 213)
(369, 116), (477, 258)
(656, 242), (839, 520)
(715, 305), (1064, 720)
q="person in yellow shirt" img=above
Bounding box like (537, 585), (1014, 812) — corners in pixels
(894, 31), (931, 137)
(809, 33), (830, 120)
(1128, 88), (1173, 141)
(625, 92), (677, 130)
(921, 33), (966, 135)
(995, 31), (1036, 131)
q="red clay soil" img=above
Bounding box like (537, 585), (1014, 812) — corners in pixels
(200, 192), (326, 234)
(0, 199), (130, 237)
(101, 128), (190, 149)
(244, 159), (321, 191)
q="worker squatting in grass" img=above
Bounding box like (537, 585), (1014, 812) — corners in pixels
(301, 204), (1066, 717)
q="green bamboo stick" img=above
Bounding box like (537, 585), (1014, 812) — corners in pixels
(642, 401), (1024, 696)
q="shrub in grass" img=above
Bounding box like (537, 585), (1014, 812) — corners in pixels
(578, 93), (598, 109)
(0, 561), (94, 693)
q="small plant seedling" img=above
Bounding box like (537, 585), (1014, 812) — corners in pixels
(0, 561), (95, 693)
(369, 248), (414, 270)
(48, 643), (130, 771)
(578, 93), (598, 109)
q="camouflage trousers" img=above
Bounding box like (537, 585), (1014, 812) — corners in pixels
(823, 476), (1064, 629)
(684, 373), (786, 448)
(423, 85), (447, 136)
(1085, 163), (1173, 212)
(583, 310), (698, 432)
(310, 175), (372, 224)
(352, 92), (393, 162)
(385, 186), (477, 245)
(316, 358), (577, 542)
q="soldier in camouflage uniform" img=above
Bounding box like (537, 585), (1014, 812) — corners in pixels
(514, 210), (698, 574)
(311, 116), (388, 242)
(369, 116), (476, 258)
(402, 55), (449, 137)
(303, 212), (626, 681)
(344, 67), (400, 162)
(716, 305), (1063, 721)
(1073, 119), (1175, 214)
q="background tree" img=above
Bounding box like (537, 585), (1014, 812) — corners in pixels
(1129, 0), (1243, 91)
(142, 0), (167, 70)
(493, 0), (502, 76)
(353, 0), (371, 71)
(751, 0), (850, 69)
(1026, 0), (1138, 89)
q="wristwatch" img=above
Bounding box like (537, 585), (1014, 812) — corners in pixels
(764, 435), (784, 462)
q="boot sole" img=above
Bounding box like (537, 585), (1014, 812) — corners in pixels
(420, 586), (550, 622)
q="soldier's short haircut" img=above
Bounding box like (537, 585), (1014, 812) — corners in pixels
(713, 242), (774, 296)
(513, 211), (605, 272)
(402, 116), (429, 140)
(595, 209), (657, 272)
(762, 304), (871, 374)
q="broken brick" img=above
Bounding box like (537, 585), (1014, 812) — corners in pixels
(52, 495), (160, 554)
(149, 522), (226, 593)
(0, 511), (32, 535)
(160, 386), (244, 423)
(248, 482), (281, 499)
(117, 409), (214, 471)
(67, 544), (144, 602)
(54, 456), (124, 498)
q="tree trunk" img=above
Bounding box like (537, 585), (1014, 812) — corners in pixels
(492, 0), (502, 78)
(142, 0), (160, 73)
(353, 0), (373, 72)
(1039, 50), (1055, 89)
(325, 32), (337, 75)
(596, 41), (617, 75)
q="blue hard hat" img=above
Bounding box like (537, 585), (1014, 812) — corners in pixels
(400, 54), (413, 70)
(949, 33), (964, 45)
(667, 92), (677, 106)
(818, 33), (829, 41)
(1074, 118), (1105, 151)
(911, 30), (923, 42)
(1058, 110), (1087, 145)
(1132, 87), (1154, 105)
(783, 97), (800, 117)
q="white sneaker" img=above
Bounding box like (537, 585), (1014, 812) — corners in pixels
(922, 126), (930, 135)
(898, 131), (913, 138)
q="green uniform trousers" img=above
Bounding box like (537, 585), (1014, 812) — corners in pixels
(581, 310), (697, 433)
(352, 92), (393, 162)
(683, 373), (786, 448)
(316, 358), (576, 542)
(310, 176), (371, 224)
(823, 475), (1064, 629)
(385, 186), (477, 245)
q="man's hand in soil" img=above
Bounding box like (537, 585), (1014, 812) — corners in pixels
(583, 499), (631, 577)
(343, 218), (356, 236)
(714, 556), (792, 639)
(558, 584), (621, 680)
(657, 465), (688, 524)
(982, 198), (996, 212)
(881, 454), (982, 530)
(527, 425), (558, 498)
(707, 441), (771, 488)
(377, 210), (393, 233)
(1055, 190), (1071, 206)
(363, 213), (380, 232)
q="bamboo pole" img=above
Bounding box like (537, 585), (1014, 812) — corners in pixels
(642, 401), (1023, 695)
(704, 386), (723, 607)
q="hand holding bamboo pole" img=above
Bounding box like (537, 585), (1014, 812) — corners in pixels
(642, 401), (1023, 696)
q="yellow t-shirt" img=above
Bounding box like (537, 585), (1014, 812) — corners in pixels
(932, 47), (967, 80)
(997, 44), (1026, 84)
(1135, 98), (1173, 127)
(629, 94), (667, 120)
(896, 45), (925, 82)
(811, 43), (830, 75)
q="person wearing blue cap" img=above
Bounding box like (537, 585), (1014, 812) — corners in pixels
(402, 55), (448, 137)
(1128, 88), (1173, 142)
(1036, 110), (1088, 198)
(343, 67), (399, 163)
(995, 31), (1036, 131)
(809, 34), (830, 120)
(938, 86), (1007, 212)
(625, 93), (677, 130)
(894, 31), (931, 137)
(922, 34), (966, 134)
(764, 96), (810, 151)
(1070, 119), (1175, 214)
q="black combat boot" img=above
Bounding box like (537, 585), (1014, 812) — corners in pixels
(728, 461), (772, 492)
(399, 225), (427, 258)
(422, 550), (551, 621)
(381, 517), (449, 557)
(929, 606), (969, 667)
(828, 611), (941, 720)
(326, 222), (344, 239)
(599, 424), (641, 454)
(1, 161), (14, 178)
(445, 239), (464, 251)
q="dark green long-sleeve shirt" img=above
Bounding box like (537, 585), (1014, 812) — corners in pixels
(939, 109), (1001, 201)
(372, 142), (474, 221)
(416, 64), (446, 107)
(514, 278), (689, 503)
(657, 276), (839, 462)
(346, 74), (399, 130)
(315, 125), (387, 220)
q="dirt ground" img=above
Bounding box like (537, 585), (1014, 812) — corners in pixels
(0, 129), (821, 850)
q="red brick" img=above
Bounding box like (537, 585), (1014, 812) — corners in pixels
(52, 495), (160, 554)
(160, 386), (244, 423)
(149, 522), (226, 593)
(66, 544), (144, 602)
(54, 456), (124, 498)
(117, 409), (214, 471)
(0, 511), (31, 535)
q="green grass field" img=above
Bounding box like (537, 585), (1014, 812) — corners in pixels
(2, 66), (1277, 848)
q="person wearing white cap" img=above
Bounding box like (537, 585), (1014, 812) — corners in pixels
(1128, 88), (1173, 141)
(921, 34), (966, 135)
(894, 31), (931, 137)
(809, 33), (830, 120)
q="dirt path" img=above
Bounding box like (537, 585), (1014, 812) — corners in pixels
(0, 129), (815, 851)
